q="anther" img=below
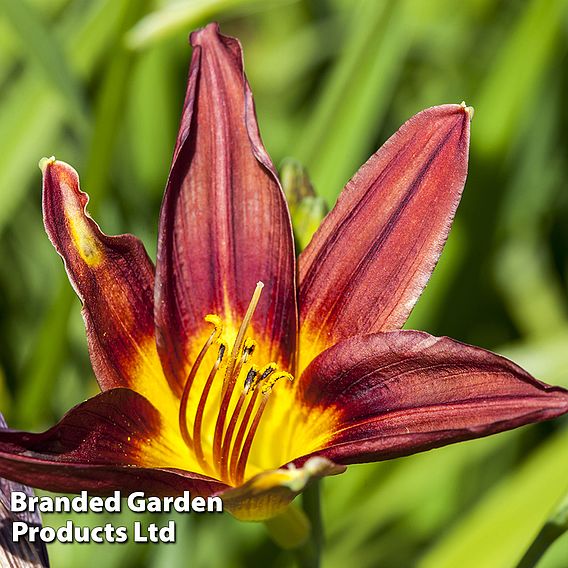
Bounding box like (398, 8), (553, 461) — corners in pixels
(249, 363), (276, 392)
(217, 343), (226, 361)
(204, 314), (223, 341)
(243, 366), (258, 393)
(238, 340), (256, 373)
(261, 372), (294, 395)
(231, 367), (293, 484)
(242, 338), (256, 360)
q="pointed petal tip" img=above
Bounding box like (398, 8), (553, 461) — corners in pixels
(190, 21), (221, 46)
(460, 101), (475, 120)
(38, 155), (56, 174)
(40, 157), (81, 191)
(299, 103), (471, 352)
(41, 158), (86, 207)
(157, 16), (297, 388)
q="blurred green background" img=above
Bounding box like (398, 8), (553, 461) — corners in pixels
(1, 0), (568, 566)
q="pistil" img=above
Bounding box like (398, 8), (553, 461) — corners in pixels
(212, 282), (264, 469)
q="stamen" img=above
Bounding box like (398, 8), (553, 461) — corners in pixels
(204, 314), (223, 339)
(257, 363), (277, 384)
(178, 283), (296, 484)
(230, 370), (294, 484)
(235, 394), (270, 485)
(212, 282), (264, 470)
(219, 391), (249, 480)
(223, 339), (256, 403)
(247, 362), (276, 393)
(220, 366), (259, 475)
(178, 318), (222, 450)
(193, 343), (226, 473)
(229, 387), (260, 482)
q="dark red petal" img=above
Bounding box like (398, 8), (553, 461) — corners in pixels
(0, 389), (226, 496)
(0, 414), (49, 568)
(295, 331), (568, 465)
(155, 23), (296, 393)
(298, 104), (471, 361)
(42, 159), (167, 399)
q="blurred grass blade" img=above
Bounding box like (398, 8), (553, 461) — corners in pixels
(493, 80), (568, 338)
(516, 492), (568, 568)
(0, 78), (60, 232)
(16, 283), (73, 427)
(474, 0), (568, 156)
(126, 0), (297, 50)
(418, 428), (568, 568)
(296, 0), (406, 205)
(405, 224), (465, 330)
(496, 238), (568, 337)
(326, 431), (512, 565)
(251, 16), (344, 94)
(0, 0), (89, 131)
(0, 0), (133, 235)
(125, 44), (177, 194)
(500, 331), (568, 388)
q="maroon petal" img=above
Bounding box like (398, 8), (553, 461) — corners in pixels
(295, 331), (568, 465)
(155, 23), (296, 393)
(41, 158), (168, 401)
(298, 105), (471, 362)
(0, 413), (49, 568)
(0, 389), (226, 497)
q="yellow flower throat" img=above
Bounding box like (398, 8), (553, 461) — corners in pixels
(177, 282), (294, 486)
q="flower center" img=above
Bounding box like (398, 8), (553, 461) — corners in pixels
(177, 282), (294, 486)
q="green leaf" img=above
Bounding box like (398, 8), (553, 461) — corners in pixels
(516, 492), (568, 568)
(418, 427), (568, 568)
(126, 0), (297, 50)
(0, 0), (89, 130)
(473, 0), (568, 156)
(296, 0), (405, 206)
(0, 0), (134, 234)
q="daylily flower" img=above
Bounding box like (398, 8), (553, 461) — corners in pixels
(0, 22), (567, 523)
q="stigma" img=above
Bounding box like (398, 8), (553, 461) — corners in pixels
(177, 282), (294, 486)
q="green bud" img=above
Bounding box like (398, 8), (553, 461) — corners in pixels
(280, 158), (328, 252)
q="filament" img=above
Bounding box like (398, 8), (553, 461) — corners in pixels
(178, 317), (221, 450)
(212, 282), (264, 471)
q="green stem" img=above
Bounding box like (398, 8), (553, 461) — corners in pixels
(294, 480), (323, 568)
(516, 494), (568, 568)
(515, 523), (565, 568)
